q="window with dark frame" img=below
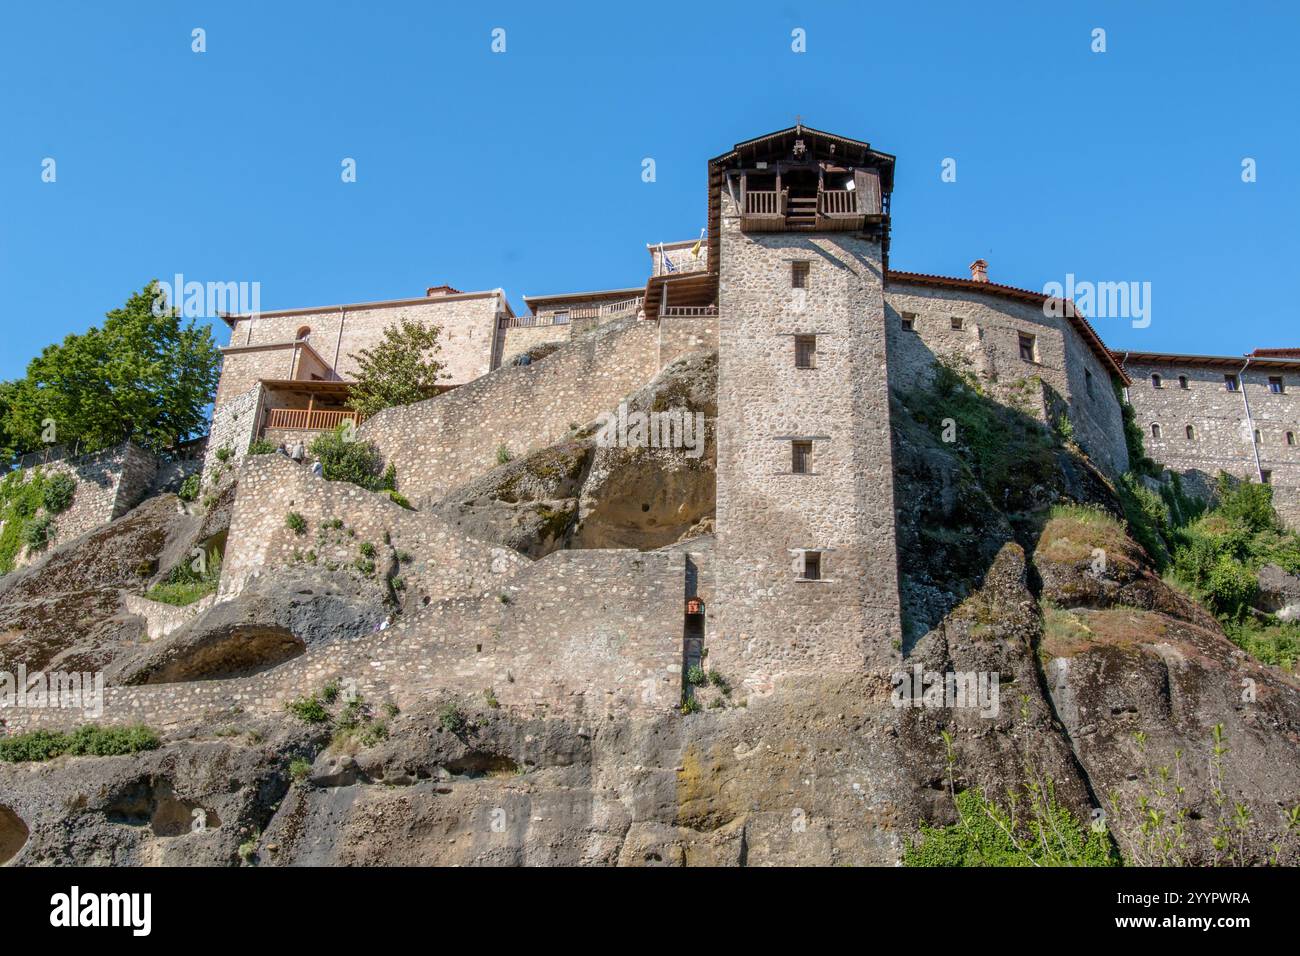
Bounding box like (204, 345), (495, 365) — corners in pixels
(801, 551), (822, 580)
(1288, 431), (1296, 446)
(1262, 470), (1273, 486)
(1186, 424), (1196, 440)
(1151, 374), (1163, 389)
(794, 334), (817, 369)
(791, 440), (812, 474)
(1019, 333), (1036, 363)
(950, 316), (964, 330)
(1254, 429), (1262, 444)
(901, 312), (916, 332)
(1151, 423), (1162, 439)
(1225, 374), (1240, 392)
(1269, 376), (1285, 394)
(791, 261), (810, 289)
(1178, 375), (1189, 389)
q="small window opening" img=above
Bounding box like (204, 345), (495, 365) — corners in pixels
(1186, 424), (1196, 440)
(1178, 375), (1189, 389)
(801, 551), (822, 580)
(900, 312), (916, 332)
(1151, 373), (1163, 389)
(791, 261), (810, 289)
(1151, 423), (1162, 439)
(794, 334), (817, 369)
(950, 316), (964, 330)
(1269, 376), (1285, 394)
(1225, 375), (1240, 392)
(1019, 333), (1037, 363)
(792, 440), (812, 474)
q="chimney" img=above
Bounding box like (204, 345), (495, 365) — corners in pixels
(425, 284), (461, 298)
(969, 259), (989, 283)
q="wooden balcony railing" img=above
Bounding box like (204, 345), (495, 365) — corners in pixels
(660, 305), (718, 318)
(264, 408), (362, 431)
(501, 296), (643, 329)
(820, 189), (856, 216)
(745, 190), (782, 216)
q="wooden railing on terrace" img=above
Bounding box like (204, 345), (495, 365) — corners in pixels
(501, 295), (643, 329)
(264, 408), (363, 431)
(660, 305), (718, 318)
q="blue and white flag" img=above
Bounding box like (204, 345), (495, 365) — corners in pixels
(658, 242), (677, 274)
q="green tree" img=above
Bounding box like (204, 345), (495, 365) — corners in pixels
(3, 282), (220, 458)
(346, 319), (446, 419)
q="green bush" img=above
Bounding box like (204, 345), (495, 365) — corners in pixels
(384, 490), (413, 510)
(285, 695), (330, 724)
(289, 757), (312, 782)
(177, 472), (200, 502)
(438, 703), (467, 734)
(22, 514), (54, 550)
(285, 511), (307, 535)
(309, 426), (392, 492)
(685, 665), (707, 687)
(248, 439), (279, 456)
(146, 550), (221, 606)
(41, 472), (76, 513)
(214, 446), (233, 463)
(0, 725), (161, 763)
(904, 786), (1118, 867)
(496, 444), (513, 465)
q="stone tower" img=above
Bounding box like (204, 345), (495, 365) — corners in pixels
(706, 126), (902, 693)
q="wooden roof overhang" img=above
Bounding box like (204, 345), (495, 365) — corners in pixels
(642, 271), (717, 323)
(523, 286), (645, 311)
(707, 125), (897, 272)
(1113, 351), (1300, 373)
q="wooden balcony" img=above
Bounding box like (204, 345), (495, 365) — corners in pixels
(264, 408), (362, 432)
(500, 295), (643, 329)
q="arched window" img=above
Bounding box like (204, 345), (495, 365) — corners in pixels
(296, 326), (311, 341)
(1151, 423), (1162, 439)
(1186, 424), (1196, 440)
(1151, 374), (1162, 389)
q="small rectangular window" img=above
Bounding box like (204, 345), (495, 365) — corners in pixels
(1261, 470), (1273, 486)
(1288, 431), (1296, 446)
(801, 551), (822, 580)
(553, 310), (570, 325)
(794, 334), (817, 369)
(1019, 333), (1036, 363)
(1178, 375), (1189, 389)
(1225, 375), (1239, 392)
(950, 316), (964, 330)
(791, 440), (812, 474)
(1151, 374), (1163, 389)
(901, 312), (916, 332)
(1254, 429), (1262, 444)
(791, 261), (810, 289)
(1269, 376), (1285, 394)
(1085, 368), (1094, 398)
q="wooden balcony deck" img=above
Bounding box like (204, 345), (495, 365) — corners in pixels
(264, 408), (362, 431)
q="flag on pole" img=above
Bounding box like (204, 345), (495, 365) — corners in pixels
(690, 227), (705, 259)
(658, 242), (677, 274)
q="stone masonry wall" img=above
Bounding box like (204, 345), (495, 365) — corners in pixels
(710, 190), (902, 697)
(218, 292), (507, 405)
(497, 322), (572, 366)
(221, 455), (530, 604)
(1124, 360), (1300, 528)
(359, 316), (661, 505)
(1, 548), (686, 734)
(202, 383), (264, 484)
(7, 442), (158, 569)
(658, 314), (718, 368)
(885, 283), (1130, 478)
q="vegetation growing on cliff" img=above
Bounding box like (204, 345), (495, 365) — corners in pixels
(0, 467), (72, 573)
(904, 735), (1118, 867)
(0, 725), (160, 763)
(309, 426), (397, 493)
(146, 549), (222, 606)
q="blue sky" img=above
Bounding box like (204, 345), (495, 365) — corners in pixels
(2, 1), (1297, 380)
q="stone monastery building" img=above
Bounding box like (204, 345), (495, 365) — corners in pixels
(193, 124), (1298, 695)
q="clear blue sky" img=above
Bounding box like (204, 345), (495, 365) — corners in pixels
(2, 1), (1297, 380)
